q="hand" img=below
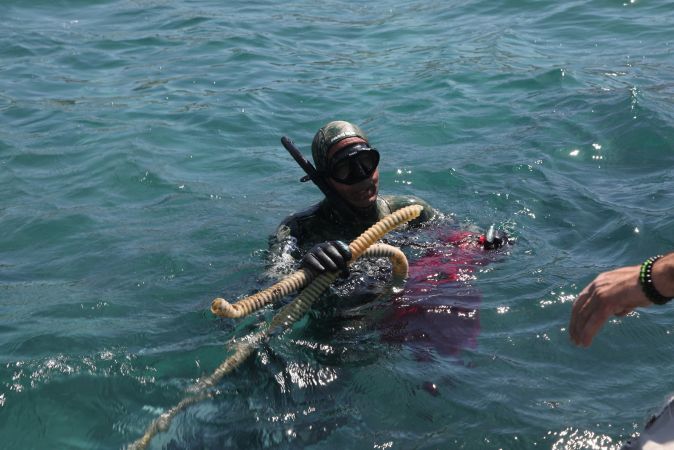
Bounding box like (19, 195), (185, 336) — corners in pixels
(300, 240), (352, 276)
(569, 265), (652, 347)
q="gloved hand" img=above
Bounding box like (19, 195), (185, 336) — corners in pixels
(300, 240), (352, 276)
(479, 225), (509, 250)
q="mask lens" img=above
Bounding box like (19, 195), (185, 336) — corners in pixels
(356, 151), (378, 174)
(329, 148), (379, 185)
(331, 159), (352, 181)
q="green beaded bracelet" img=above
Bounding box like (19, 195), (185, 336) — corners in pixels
(639, 255), (672, 305)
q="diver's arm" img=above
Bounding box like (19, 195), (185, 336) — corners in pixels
(406, 196), (436, 226)
(570, 252), (674, 347)
(267, 222), (350, 278)
(266, 221), (302, 279)
(412, 197), (436, 224)
(382, 195), (436, 227)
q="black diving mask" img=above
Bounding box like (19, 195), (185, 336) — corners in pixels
(327, 144), (380, 185)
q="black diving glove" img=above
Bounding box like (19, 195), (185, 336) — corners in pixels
(300, 240), (352, 276)
(479, 225), (509, 250)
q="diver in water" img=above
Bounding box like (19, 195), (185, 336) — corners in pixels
(270, 120), (505, 276)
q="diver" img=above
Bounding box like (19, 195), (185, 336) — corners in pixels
(269, 120), (506, 278)
(257, 121), (509, 445)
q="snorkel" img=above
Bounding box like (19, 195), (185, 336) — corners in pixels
(281, 135), (361, 221)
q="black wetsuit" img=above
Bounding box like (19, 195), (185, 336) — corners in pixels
(269, 194), (435, 264)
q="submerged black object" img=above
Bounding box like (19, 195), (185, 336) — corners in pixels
(482, 224), (509, 250)
(281, 136), (359, 220)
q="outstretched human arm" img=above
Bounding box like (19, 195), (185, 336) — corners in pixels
(569, 252), (674, 347)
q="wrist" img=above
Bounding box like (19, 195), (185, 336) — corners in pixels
(640, 255), (674, 305)
(652, 254), (674, 298)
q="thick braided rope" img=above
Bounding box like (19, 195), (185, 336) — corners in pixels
(361, 243), (409, 282)
(191, 334), (260, 391)
(190, 248), (409, 410)
(211, 205), (423, 319)
(269, 272), (339, 329)
(211, 269), (315, 318)
(128, 336), (260, 450)
(128, 205), (422, 449)
(267, 243), (409, 330)
(348, 205), (421, 259)
(127, 392), (211, 450)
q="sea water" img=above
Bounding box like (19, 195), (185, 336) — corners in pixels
(1, 0), (673, 448)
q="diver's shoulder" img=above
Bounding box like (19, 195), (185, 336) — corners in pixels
(380, 194), (435, 221)
(280, 202), (322, 222)
(277, 201), (327, 234)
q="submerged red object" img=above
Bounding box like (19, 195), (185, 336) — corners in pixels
(379, 230), (496, 357)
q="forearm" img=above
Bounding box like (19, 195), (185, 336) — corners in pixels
(652, 252), (674, 298)
(266, 225), (302, 279)
(570, 250), (674, 347)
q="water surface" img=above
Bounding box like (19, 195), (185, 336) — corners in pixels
(1, 0), (674, 448)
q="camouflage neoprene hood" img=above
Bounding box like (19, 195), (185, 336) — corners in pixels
(311, 121), (369, 173)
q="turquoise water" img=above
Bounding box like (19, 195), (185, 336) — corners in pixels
(2, 0), (674, 448)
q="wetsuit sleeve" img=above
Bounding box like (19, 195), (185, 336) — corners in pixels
(384, 194), (436, 227)
(265, 202), (330, 279)
(412, 196), (436, 225)
(266, 218), (303, 278)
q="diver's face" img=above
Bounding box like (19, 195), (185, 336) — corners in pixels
(328, 167), (379, 209)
